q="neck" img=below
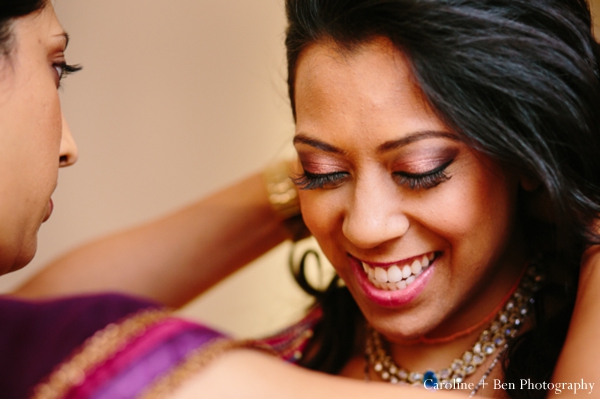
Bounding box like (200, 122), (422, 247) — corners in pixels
(386, 269), (525, 372)
(399, 266), (527, 346)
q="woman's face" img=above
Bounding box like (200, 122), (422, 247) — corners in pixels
(0, 3), (78, 274)
(293, 39), (527, 342)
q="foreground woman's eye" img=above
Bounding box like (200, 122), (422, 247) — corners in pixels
(292, 171), (349, 190)
(53, 62), (82, 87)
(393, 159), (453, 190)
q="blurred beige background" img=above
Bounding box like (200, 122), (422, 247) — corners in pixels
(1, 0), (599, 338)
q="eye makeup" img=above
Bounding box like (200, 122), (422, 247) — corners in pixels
(293, 138), (460, 191)
(292, 156), (349, 190)
(390, 146), (458, 190)
(392, 159), (453, 190)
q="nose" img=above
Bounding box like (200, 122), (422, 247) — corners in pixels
(59, 113), (78, 167)
(342, 176), (409, 249)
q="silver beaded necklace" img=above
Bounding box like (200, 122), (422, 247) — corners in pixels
(364, 265), (542, 396)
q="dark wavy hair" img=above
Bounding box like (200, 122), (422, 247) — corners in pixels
(0, 0), (46, 55)
(285, 1), (600, 397)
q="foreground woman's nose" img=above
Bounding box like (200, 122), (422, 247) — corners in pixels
(59, 113), (78, 167)
(342, 180), (409, 249)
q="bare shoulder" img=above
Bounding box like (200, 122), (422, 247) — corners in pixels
(166, 349), (463, 399)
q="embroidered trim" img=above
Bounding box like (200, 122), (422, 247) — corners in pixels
(30, 308), (170, 399)
(136, 310), (321, 399)
(30, 307), (322, 399)
(259, 306), (322, 362)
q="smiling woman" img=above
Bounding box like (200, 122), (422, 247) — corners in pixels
(280, 0), (600, 397)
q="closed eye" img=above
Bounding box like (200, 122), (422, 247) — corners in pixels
(393, 159), (453, 190)
(292, 171), (349, 190)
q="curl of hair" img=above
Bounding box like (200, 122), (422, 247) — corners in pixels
(0, 0), (46, 55)
(286, 1), (600, 397)
(289, 248), (361, 373)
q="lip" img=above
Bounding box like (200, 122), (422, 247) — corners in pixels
(42, 198), (54, 223)
(349, 252), (436, 308)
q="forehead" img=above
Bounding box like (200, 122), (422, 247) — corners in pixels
(295, 38), (420, 97)
(293, 38), (448, 145)
(12, 3), (65, 49)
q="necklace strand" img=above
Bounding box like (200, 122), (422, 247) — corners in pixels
(364, 344), (505, 397)
(365, 264), (542, 391)
(468, 344), (507, 397)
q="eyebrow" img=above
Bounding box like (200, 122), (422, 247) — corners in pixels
(293, 133), (346, 154)
(376, 131), (459, 153)
(293, 130), (458, 154)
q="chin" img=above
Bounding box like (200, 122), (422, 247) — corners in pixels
(358, 299), (445, 341)
(1, 241), (37, 276)
(372, 317), (435, 342)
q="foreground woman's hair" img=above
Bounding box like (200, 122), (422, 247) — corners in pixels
(286, 1), (600, 397)
(0, 0), (46, 53)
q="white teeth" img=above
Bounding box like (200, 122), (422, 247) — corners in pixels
(387, 265), (402, 283)
(375, 267), (388, 283)
(361, 252), (436, 291)
(411, 259), (422, 275)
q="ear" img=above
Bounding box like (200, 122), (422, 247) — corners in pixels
(520, 177), (554, 223)
(519, 174), (541, 192)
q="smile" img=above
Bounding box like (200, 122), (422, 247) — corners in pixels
(361, 252), (436, 291)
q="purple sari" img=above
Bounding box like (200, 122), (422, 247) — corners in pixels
(0, 293), (226, 399)
(0, 293), (321, 399)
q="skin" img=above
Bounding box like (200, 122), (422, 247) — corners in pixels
(0, 3), (78, 275)
(292, 38), (528, 384)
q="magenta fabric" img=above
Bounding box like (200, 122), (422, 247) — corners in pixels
(0, 293), (319, 399)
(64, 318), (224, 399)
(0, 293), (160, 399)
(258, 306), (322, 363)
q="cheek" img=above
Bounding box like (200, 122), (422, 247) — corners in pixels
(425, 165), (518, 261)
(299, 190), (349, 264)
(299, 191), (337, 237)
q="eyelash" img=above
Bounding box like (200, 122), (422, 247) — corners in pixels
(393, 160), (453, 190)
(293, 160), (453, 191)
(54, 62), (82, 87)
(292, 171), (349, 190)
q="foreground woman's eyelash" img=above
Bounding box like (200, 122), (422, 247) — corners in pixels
(55, 63), (83, 85)
(393, 160), (453, 190)
(292, 171), (348, 190)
